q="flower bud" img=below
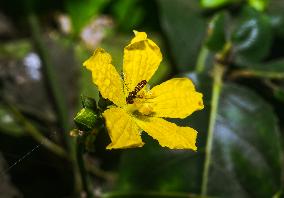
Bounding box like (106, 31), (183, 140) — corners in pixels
(74, 108), (98, 131)
(81, 95), (98, 112)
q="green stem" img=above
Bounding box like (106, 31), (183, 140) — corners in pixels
(201, 64), (224, 196)
(85, 158), (116, 182)
(8, 104), (69, 159)
(195, 45), (209, 73)
(28, 13), (69, 133)
(230, 70), (284, 79)
(76, 136), (93, 198)
(27, 13), (79, 195)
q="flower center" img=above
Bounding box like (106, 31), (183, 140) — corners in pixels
(124, 92), (154, 117)
(124, 80), (155, 116)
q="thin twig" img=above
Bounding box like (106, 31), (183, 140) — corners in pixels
(7, 104), (69, 159)
(196, 45), (210, 73)
(201, 64), (224, 196)
(229, 70), (284, 80)
(76, 136), (94, 198)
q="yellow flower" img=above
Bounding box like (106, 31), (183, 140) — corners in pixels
(83, 31), (204, 150)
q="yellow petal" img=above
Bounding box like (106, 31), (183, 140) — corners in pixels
(123, 31), (162, 92)
(134, 116), (197, 150)
(103, 107), (144, 149)
(131, 30), (147, 44)
(83, 48), (125, 107)
(144, 78), (204, 118)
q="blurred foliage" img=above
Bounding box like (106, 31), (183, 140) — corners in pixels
(65, 0), (109, 35)
(111, 0), (144, 31)
(232, 6), (272, 63)
(157, 0), (206, 72)
(0, 105), (25, 137)
(205, 12), (228, 52)
(0, 0), (284, 197)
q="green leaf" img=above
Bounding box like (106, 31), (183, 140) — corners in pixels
(111, 0), (144, 31)
(232, 7), (273, 62)
(235, 58), (284, 78)
(206, 83), (282, 197)
(156, 0), (207, 72)
(205, 12), (228, 52)
(115, 74), (282, 197)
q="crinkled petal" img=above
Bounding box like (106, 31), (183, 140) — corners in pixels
(134, 116), (197, 150)
(123, 31), (162, 92)
(103, 107), (144, 149)
(83, 48), (125, 107)
(143, 78), (204, 118)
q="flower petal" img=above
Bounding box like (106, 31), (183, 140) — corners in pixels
(144, 78), (204, 118)
(103, 107), (144, 149)
(83, 48), (125, 107)
(134, 116), (197, 150)
(123, 31), (162, 92)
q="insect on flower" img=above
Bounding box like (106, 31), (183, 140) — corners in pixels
(126, 80), (147, 104)
(83, 31), (204, 150)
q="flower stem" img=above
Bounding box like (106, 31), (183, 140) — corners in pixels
(195, 45), (209, 73)
(201, 63), (224, 196)
(76, 136), (93, 198)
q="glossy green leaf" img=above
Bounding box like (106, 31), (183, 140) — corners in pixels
(206, 83), (282, 197)
(156, 0), (206, 72)
(232, 7), (273, 62)
(115, 74), (283, 197)
(205, 12), (228, 52)
(236, 58), (284, 77)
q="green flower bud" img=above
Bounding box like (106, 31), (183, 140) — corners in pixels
(81, 95), (98, 112)
(74, 108), (98, 131)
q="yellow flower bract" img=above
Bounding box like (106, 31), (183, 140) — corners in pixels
(83, 31), (204, 150)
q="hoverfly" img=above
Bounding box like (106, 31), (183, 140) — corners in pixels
(126, 80), (147, 104)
